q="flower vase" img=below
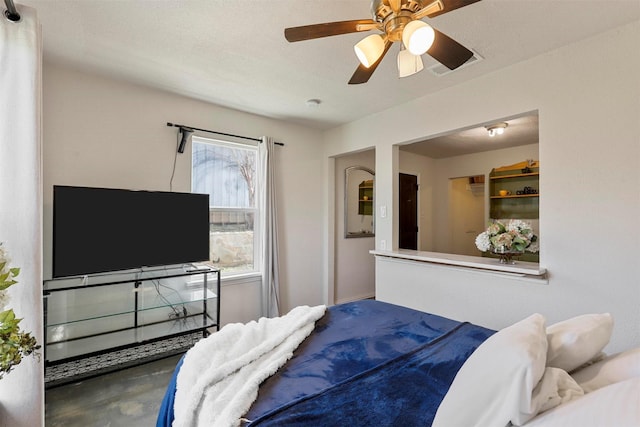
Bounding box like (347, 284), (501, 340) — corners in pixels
(491, 247), (524, 264)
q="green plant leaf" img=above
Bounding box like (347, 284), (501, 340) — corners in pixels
(0, 280), (17, 291)
(0, 309), (16, 325)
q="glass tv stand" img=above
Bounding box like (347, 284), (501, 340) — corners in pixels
(43, 265), (219, 387)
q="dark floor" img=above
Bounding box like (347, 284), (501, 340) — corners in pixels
(45, 354), (182, 427)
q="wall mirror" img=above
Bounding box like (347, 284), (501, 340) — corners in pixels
(345, 166), (375, 238)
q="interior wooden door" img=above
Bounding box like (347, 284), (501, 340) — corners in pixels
(449, 177), (485, 256)
(399, 173), (418, 250)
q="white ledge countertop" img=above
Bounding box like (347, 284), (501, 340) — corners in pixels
(370, 249), (546, 277)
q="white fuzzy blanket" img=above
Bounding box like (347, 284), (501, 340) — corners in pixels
(172, 304), (327, 427)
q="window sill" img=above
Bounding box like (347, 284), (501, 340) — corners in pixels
(220, 272), (261, 287)
(370, 249), (546, 278)
(188, 271), (261, 288)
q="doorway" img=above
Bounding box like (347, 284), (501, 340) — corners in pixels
(449, 176), (485, 255)
(334, 151), (376, 304)
(399, 173), (418, 250)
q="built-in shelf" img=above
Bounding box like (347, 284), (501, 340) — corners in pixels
(489, 161), (540, 224)
(490, 194), (540, 199)
(358, 180), (374, 215)
(490, 172), (539, 180)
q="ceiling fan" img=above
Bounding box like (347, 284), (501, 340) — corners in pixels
(284, 0), (480, 84)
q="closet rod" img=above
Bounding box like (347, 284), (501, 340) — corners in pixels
(3, 0), (20, 21)
(166, 122), (284, 146)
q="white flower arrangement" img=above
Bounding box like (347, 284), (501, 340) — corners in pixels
(0, 244), (16, 311)
(475, 220), (539, 253)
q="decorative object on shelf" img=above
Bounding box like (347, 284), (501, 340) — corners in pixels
(520, 158), (535, 174)
(515, 186), (538, 195)
(475, 220), (539, 264)
(0, 243), (40, 380)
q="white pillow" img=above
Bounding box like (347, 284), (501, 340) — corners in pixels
(546, 313), (613, 372)
(433, 314), (548, 427)
(570, 347), (640, 393)
(526, 367), (583, 419)
(522, 378), (640, 427)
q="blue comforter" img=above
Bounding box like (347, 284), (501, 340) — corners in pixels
(157, 300), (494, 426)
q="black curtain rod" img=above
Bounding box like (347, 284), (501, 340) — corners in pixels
(166, 122), (284, 146)
(3, 0), (20, 22)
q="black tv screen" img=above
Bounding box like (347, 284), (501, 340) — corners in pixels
(53, 185), (210, 278)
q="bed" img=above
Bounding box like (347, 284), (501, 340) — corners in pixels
(157, 300), (640, 427)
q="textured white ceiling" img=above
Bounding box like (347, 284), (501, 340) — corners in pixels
(16, 0), (640, 131)
(400, 111), (539, 158)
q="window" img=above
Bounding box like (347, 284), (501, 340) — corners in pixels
(192, 136), (260, 276)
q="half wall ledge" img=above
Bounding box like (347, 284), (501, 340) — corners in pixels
(370, 249), (547, 283)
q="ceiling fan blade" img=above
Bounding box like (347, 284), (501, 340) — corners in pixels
(348, 40), (393, 85)
(285, 20), (378, 42)
(426, 0), (481, 18)
(426, 29), (473, 70)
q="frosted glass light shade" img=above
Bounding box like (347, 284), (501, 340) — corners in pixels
(354, 34), (385, 68)
(489, 127), (505, 136)
(402, 20), (435, 55)
(486, 122), (508, 137)
(397, 49), (424, 78)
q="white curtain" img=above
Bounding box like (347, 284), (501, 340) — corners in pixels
(0, 4), (44, 426)
(258, 137), (280, 317)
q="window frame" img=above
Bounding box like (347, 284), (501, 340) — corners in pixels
(191, 135), (261, 279)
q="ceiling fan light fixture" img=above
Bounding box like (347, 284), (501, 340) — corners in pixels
(354, 34), (385, 68)
(402, 20), (435, 56)
(397, 48), (424, 78)
(486, 122), (508, 137)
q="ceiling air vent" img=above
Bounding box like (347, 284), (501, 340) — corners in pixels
(428, 50), (483, 77)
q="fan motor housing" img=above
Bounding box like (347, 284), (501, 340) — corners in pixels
(371, 0), (436, 41)
(371, 0), (433, 22)
(384, 14), (413, 41)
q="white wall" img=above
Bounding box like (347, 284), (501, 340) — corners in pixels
(334, 151), (375, 303)
(42, 62), (327, 325)
(324, 21), (640, 353)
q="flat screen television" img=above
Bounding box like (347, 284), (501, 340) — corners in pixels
(52, 185), (210, 278)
